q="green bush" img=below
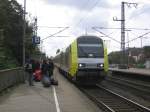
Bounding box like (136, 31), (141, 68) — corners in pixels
(136, 64), (145, 68)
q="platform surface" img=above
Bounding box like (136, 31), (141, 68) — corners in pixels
(0, 83), (56, 112)
(54, 68), (102, 112)
(109, 68), (150, 76)
(0, 68), (102, 112)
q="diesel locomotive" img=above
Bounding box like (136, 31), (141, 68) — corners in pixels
(54, 35), (108, 85)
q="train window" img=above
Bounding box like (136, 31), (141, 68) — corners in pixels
(78, 44), (102, 47)
(78, 44), (104, 58)
(77, 36), (103, 44)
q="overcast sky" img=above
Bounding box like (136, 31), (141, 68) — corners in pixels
(17, 0), (150, 57)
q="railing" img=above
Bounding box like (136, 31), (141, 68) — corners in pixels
(0, 67), (25, 92)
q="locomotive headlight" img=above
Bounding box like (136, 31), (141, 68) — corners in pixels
(78, 63), (86, 67)
(97, 63), (104, 68)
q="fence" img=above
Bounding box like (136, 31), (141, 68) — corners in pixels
(0, 67), (25, 92)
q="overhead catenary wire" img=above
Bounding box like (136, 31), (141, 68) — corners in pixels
(92, 27), (121, 44)
(93, 27), (150, 31)
(41, 27), (69, 41)
(71, 0), (101, 35)
(128, 30), (141, 42)
(94, 27), (150, 46)
(75, 0), (100, 27)
(125, 3), (149, 26)
(73, 0), (96, 26)
(40, 26), (70, 57)
(126, 31), (150, 43)
(38, 26), (69, 29)
(69, 0), (92, 30)
(93, 26), (150, 47)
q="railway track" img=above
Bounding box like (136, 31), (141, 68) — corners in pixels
(106, 76), (150, 93)
(80, 85), (150, 112)
(104, 76), (150, 102)
(109, 74), (150, 87)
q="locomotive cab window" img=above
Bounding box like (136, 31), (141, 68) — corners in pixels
(78, 44), (104, 58)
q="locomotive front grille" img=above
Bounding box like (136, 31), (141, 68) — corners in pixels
(86, 63), (97, 68)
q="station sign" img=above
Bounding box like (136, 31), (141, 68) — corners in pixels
(32, 36), (40, 44)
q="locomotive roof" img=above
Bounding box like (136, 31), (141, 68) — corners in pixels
(77, 35), (103, 44)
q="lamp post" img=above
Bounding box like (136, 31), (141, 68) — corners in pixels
(23, 0), (26, 66)
(126, 30), (131, 68)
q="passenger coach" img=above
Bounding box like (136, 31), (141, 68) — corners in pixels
(54, 35), (108, 85)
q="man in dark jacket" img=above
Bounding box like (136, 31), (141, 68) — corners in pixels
(25, 59), (36, 86)
(41, 60), (49, 76)
(41, 60), (51, 87)
(48, 59), (54, 77)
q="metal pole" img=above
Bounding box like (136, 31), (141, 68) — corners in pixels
(141, 38), (142, 48)
(124, 29), (131, 68)
(35, 18), (37, 37)
(127, 30), (129, 68)
(121, 2), (125, 65)
(40, 40), (43, 61)
(23, 0), (26, 66)
(113, 2), (137, 67)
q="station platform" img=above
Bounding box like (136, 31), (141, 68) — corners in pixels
(0, 68), (101, 112)
(109, 68), (150, 76)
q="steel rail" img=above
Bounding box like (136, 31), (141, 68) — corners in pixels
(106, 76), (150, 93)
(79, 87), (116, 112)
(103, 76), (150, 105)
(96, 84), (150, 112)
(108, 75), (150, 87)
(79, 85), (150, 112)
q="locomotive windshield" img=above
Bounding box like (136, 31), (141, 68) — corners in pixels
(77, 36), (104, 58)
(78, 44), (104, 58)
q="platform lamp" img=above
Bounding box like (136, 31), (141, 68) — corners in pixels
(22, 0), (26, 82)
(23, 0), (26, 67)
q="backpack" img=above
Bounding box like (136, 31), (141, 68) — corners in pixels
(25, 63), (32, 73)
(42, 75), (51, 87)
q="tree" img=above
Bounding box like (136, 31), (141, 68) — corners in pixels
(143, 46), (150, 59)
(108, 51), (121, 64)
(0, 0), (40, 67)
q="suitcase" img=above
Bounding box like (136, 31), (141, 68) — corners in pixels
(51, 77), (58, 85)
(34, 69), (42, 81)
(42, 76), (51, 87)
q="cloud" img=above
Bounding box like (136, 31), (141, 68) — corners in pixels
(68, 6), (110, 37)
(44, 0), (111, 11)
(129, 4), (150, 19)
(35, 0), (117, 56)
(16, 0), (150, 56)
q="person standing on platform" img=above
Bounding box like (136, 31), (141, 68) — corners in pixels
(41, 60), (51, 87)
(41, 60), (49, 77)
(48, 59), (54, 78)
(25, 59), (35, 86)
(48, 59), (58, 85)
